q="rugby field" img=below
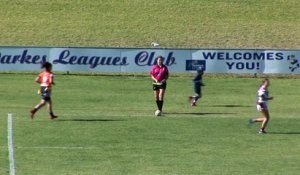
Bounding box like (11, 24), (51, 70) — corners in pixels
(0, 74), (299, 175)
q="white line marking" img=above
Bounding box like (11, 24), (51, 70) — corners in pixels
(7, 113), (16, 175)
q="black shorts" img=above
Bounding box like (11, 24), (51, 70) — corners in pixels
(40, 86), (51, 101)
(153, 82), (167, 91)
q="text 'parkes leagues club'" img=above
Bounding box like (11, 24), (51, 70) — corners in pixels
(0, 50), (176, 68)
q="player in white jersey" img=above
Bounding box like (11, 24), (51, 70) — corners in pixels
(249, 79), (274, 134)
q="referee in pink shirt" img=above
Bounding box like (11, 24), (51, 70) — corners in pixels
(150, 56), (169, 116)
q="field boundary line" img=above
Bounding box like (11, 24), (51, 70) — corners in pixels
(7, 113), (16, 175)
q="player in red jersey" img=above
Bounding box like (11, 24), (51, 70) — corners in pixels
(150, 56), (169, 116)
(30, 62), (58, 120)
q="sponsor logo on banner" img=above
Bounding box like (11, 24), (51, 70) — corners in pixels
(185, 60), (206, 71)
(287, 54), (300, 72)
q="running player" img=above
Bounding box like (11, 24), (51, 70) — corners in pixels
(189, 66), (204, 106)
(150, 56), (169, 116)
(30, 62), (58, 120)
(249, 78), (273, 134)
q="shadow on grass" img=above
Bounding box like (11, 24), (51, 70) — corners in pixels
(269, 132), (300, 135)
(56, 119), (125, 122)
(165, 112), (236, 115)
(207, 104), (252, 108)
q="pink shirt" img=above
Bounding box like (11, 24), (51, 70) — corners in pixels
(150, 64), (169, 82)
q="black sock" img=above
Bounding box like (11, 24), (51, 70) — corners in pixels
(158, 101), (164, 111)
(156, 101), (160, 110)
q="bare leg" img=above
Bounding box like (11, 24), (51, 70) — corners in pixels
(251, 110), (270, 133)
(35, 99), (46, 110)
(158, 89), (165, 101)
(30, 100), (46, 119)
(46, 99), (53, 114)
(154, 91), (159, 101)
(260, 110), (270, 131)
(46, 99), (58, 119)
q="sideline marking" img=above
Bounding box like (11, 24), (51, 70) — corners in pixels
(7, 113), (16, 175)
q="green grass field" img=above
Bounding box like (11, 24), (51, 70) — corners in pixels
(0, 0), (300, 48)
(0, 74), (299, 175)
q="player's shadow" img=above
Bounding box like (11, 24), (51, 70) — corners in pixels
(208, 104), (251, 108)
(165, 112), (236, 115)
(56, 119), (125, 122)
(268, 131), (300, 135)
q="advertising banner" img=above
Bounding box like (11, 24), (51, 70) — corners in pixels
(0, 47), (299, 74)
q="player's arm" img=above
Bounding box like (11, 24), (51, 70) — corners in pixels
(51, 74), (55, 85)
(160, 69), (169, 83)
(165, 73), (169, 80)
(35, 76), (40, 84)
(151, 75), (158, 83)
(150, 68), (158, 83)
(260, 94), (273, 101)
